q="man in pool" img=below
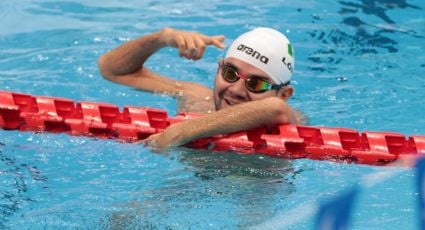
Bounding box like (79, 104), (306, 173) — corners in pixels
(98, 27), (304, 150)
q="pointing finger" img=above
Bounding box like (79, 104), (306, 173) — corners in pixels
(202, 35), (226, 49)
(212, 35), (226, 49)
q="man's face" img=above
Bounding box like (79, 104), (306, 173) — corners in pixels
(213, 57), (287, 110)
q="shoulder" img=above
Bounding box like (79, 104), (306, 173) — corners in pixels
(176, 82), (215, 114)
(179, 81), (213, 100)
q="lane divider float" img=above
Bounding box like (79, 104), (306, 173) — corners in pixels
(1, 90), (424, 165)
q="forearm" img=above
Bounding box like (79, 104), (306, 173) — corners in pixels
(98, 29), (166, 77)
(178, 97), (296, 143)
(144, 97), (299, 149)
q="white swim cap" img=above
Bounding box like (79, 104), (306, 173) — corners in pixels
(225, 27), (294, 84)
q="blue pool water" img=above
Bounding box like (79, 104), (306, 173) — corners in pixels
(1, 0), (424, 229)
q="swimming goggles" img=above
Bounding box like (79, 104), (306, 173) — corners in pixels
(220, 61), (289, 93)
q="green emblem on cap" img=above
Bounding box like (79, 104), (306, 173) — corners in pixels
(288, 44), (293, 57)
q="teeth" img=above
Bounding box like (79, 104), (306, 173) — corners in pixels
(226, 99), (234, 106)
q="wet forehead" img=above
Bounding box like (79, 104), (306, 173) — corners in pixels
(224, 57), (274, 82)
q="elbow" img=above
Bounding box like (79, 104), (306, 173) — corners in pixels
(264, 97), (295, 125)
(97, 54), (116, 82)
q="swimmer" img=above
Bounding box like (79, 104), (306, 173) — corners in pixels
(98, 27), (305, 150)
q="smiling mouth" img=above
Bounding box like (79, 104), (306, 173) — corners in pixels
(224, 99), (233, 106)
(224, 99), (241, 106)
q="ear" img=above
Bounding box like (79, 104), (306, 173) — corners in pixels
(277, 86), (294, 102)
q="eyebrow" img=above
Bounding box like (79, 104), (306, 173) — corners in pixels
(224, 62), (271, 82)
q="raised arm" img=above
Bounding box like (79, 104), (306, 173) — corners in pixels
(98, 27), (225, 97)
(144, 96), (300, 150)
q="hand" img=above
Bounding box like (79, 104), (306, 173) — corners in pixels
(160, 27), (226, 60)
(138, 123), (188, 151)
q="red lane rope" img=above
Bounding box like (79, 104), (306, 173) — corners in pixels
(1, 90), (424, 165)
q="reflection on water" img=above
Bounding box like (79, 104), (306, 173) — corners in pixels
(0, 147), (47, 229)
(100, 149), (300, 228)
(179, 149), (297, 180)
(339, 0), (421, 24)
(308, 0), (422, 72)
